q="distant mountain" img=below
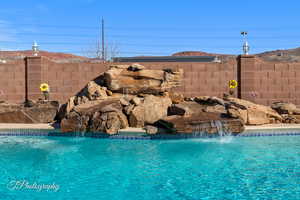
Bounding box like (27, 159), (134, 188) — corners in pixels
(172, 51), (236, 61)
(173, 48), (300, 62)
(2, 48), (300, 63)
(256, 47), (300, 62)
(0, 50), (91, 62)
(172, 51), (222, 57)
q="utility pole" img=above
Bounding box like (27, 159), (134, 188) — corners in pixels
(101, 17), (105, 61)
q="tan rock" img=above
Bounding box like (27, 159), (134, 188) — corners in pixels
(271, 102), (298, 115)
(119, 97), (130, 106)
(168, 92), (184, 104)
(0, 101), (59, 124)
(129, 95), (172, 127)
(124, 104), (135, 115)
(195, 96), (225, 106)
(66, 96), (76, 114)
(129, 63), (145, 71)
(247, 108), (270, 125)
(86, 81), (107, 100)
(143, 95), (172, 124)
(144, 125), (158, 135)
(106, 90), (113, 96)
(0, 110), (36, 123)
(226, 97), (282, 125)
(227, 108), (248, 123)
(104, 65), (183, 94)
(168, 102), (205, 116)
(129, 105), (145, 127)
(61, 99), (128, 134)
(204, 105), (227, 114)
(156, 113), (244, 134)
(131, 97), (142, 106)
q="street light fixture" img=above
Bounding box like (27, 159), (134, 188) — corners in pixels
(241, 31), (250, 55)
(32, 41), (39, 56)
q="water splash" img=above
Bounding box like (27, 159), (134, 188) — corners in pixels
(192, 120), (233, 143)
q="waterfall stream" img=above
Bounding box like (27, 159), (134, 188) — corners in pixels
(192, 120), (232, 138)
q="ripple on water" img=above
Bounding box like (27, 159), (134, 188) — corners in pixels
(0, 136), (299, 200)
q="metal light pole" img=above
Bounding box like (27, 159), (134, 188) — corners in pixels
(32, 41), (39, 56)
(241, 31), (250, 55)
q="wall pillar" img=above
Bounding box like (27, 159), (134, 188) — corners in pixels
(237, 55), (258, 102)
(25, 56), (43, 101)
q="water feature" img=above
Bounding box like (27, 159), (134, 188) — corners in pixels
(192, 120), (232, 138)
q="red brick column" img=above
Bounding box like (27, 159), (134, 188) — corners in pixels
(25, 56), (43, 101)
(238, 55), (258, 102)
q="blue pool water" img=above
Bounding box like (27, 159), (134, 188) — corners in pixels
(1, 136), (300, 200)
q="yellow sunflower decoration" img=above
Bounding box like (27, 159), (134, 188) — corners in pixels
(40, 83), (49, 92)
(229, 80), (238, 89)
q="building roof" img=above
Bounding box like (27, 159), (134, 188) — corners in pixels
(112, 56), (217, 62)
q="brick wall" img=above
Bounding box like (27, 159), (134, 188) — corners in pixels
(141, 61), (237, 98)
(241, 57), (300, 105)
(41, 58), (110, 103)
(0, 60), (25, 103)
(1, 55), (299, 106)
(38, 58), (238, 103)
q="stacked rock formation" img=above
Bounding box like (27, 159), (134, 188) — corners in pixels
(58, 63), (300, 136)
(59, 64), (247, 135)
(60, 64), (183, 134)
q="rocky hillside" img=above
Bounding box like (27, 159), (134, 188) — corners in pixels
(256, 47), (300, 62)
(0, 50), (90, 62)
(172, 51), (236, 61)
(173, 47), (300, 62)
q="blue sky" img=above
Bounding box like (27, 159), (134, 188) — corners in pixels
(0, 0), (300, 57)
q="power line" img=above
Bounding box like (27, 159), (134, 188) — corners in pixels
(1, 41), (299, 48)
(2, 31), (300, 40)
(2, 22), (300, 31)
(1, 32), (300, 42)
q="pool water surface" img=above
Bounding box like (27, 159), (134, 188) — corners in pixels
(0, 136), (300, 200)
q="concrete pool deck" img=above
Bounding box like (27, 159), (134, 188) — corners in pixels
(0, 123), (300, 136)
(0, 123), (56, 130)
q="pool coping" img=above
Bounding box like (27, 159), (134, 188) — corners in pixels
(0, 123), (300, 139)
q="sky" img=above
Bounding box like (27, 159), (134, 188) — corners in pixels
(0, 0), (300, 57)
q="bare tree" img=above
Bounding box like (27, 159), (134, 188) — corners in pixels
(83, 40), (120, 61)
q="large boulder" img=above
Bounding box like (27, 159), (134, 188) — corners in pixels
(194, 96), (225, 106)
(167, 91), (184, 104)
(58, 76), (113, 120)
(154, 112), (244, 135)
(104, 64), (183, 94)
(129, 106), (145, 128)
(0, 101), (59, 123)
(168, 101), (226, 117)
(129, 95), (172, 127)
(168, 101), (205, 116)
(271, 102), (300, 115)
(226, 97), (282, 125)
(24, 101), (59, 123)
(0, 103), (21, 113)
(61, 99), (128, 134)
(85, 81), (108, 100)
(0, 110), (36, 123)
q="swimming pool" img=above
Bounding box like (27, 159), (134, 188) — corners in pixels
(1, 136), (300, 200)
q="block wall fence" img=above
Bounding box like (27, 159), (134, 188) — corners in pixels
(0, 55), (299, 106)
